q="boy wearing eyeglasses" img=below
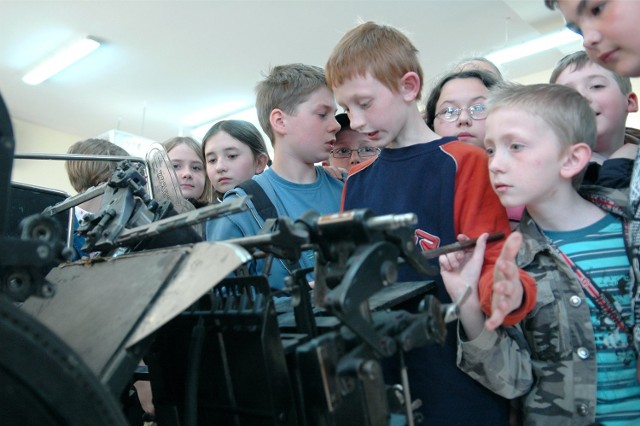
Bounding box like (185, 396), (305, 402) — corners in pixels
(326, 21), (536, 425)
(326, 113), (380, 170)
(440, 82), (640, 425)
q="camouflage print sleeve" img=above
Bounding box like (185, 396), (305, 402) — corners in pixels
(457, 324), (533, 399)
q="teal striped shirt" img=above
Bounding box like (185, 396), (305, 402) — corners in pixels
(546, 213), (640, 425)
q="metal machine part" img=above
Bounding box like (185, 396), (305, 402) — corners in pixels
(0, 90), (128, 425)
(0, 85), (498, 424)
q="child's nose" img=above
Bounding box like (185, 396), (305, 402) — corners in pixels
(488, 151), (506, 173)
(582, 27), (602, 50)
(348, 112), (364, 131)
(215, 159), (227, 172)
(457, 110), (472, 126)
(350, 150), (361, 165)
(329, 116), (341, 134)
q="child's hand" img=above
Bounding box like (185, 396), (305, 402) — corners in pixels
(322, 165), (348, 181)
(439, 233), (487, 339)
(439, 233), (487, 303)
(486, 232), (524, 331)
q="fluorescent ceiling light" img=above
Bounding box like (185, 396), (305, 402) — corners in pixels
(22, 36), (101, 85)
(486, 29), (582, 65)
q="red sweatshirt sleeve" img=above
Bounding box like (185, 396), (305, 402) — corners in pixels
(448, 142), (536, 325)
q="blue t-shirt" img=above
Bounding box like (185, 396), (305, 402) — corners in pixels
(206, 167), (343, 290)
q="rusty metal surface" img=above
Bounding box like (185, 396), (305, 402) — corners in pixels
(20, 241), (251, 379)
(126, 241), (251, 346)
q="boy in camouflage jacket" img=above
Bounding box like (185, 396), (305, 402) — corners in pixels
(440, 83), (640, 425)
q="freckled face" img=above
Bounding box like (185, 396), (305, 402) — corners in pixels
(484, 108), (567, 209)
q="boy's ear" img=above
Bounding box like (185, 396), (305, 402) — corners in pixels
(254, 153), (269, 174)
(627, 92), (638, 113)
(270, 108), (287, 136)
(560, 142), (592, 180)
(399, 71), (421, 102)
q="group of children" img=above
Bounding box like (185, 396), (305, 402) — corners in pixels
(63, 2), (640, 423)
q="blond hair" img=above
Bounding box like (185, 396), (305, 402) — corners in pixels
(487, 83), (596, 188)
(161, 136), (212, 204)
(65, 138), (129, 192)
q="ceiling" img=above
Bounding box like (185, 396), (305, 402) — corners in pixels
(0, 0), (575, 146)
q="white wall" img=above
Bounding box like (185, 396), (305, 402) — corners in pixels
(11, 118), (82, 194)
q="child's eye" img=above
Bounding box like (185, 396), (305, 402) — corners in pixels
(228, 154), (238, 160)
(485, 147), (495, 156)
(192, 165), (203, 172)
(590, 2), (605, 17)
(510, 143), (524, 152)
(360, 101), (370, 109)
(207, 158), (217, 164)
(172, 163), (180, 170)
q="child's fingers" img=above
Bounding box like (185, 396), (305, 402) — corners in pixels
(439, 253), (455, 271)
(472, 233), (489, 259)
(485, 307), (506, 331)
(498, 232), (522, 264)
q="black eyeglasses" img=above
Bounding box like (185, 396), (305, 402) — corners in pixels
(330, 146), (381, 159)
(436, 104), (488, 122)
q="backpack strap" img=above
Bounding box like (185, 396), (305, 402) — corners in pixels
(236, 179), (305, 281)
(237, 179), (278, 221)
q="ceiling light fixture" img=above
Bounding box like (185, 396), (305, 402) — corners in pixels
(22, 36), (101, 85)
(486, 28), (582, 65)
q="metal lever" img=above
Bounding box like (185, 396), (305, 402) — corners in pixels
(443, 285), (472, 323)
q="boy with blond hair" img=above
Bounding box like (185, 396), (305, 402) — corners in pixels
(207, 63), (343, 290)
(325, 21), (536, 424)
(441, 83), (640, 424)
(550, 50), (638, 188)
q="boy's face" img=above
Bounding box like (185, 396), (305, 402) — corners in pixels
(556, 0), (640, 77)
(554, 62), (636, 157)
(484, 108), (568, 209)
(434, 77), (489, 148)
(333, 72), (409, 149)
(329, 128), (380, 170)
(283, 87), (340, 164)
